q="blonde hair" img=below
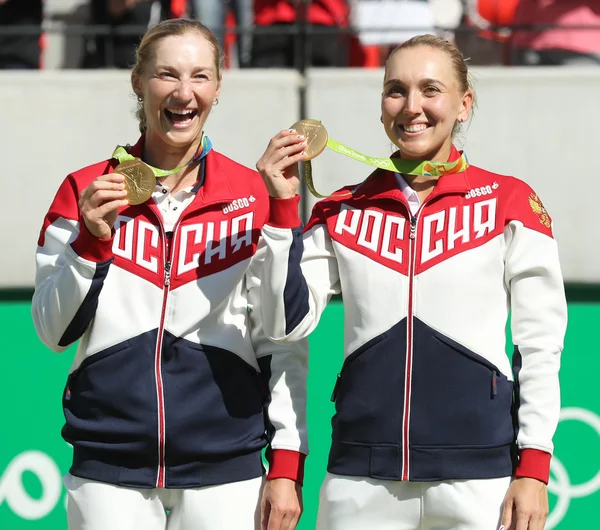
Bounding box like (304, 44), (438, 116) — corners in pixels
(385, 34), (476, 133)
(132, 19), (224, 133)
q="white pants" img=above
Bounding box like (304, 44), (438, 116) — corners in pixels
(64, 474), (263, 530)
(316, 473), (511, 530)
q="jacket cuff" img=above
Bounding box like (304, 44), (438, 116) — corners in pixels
(70, 221), (114, 262)
(268, 196), (302, 229)
(515, 448), (552, 484)
(266, 449), (306, 485)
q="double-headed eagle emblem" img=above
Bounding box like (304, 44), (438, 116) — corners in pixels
(528, 193), (551, 228)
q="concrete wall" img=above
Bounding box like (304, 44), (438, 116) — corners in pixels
(1, 67), (597, 287)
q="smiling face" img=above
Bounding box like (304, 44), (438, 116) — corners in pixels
(132, 31), (221, 152)
(381, 45), (472, 162)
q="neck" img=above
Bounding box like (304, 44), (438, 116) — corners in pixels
(142, 130), (201, 172)
(143, 130), (203, 192)
(399, 138), (453, 188)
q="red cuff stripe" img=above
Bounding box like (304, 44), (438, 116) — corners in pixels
(70, 222), (114, 263)
(266, 449), (306, 485)
(267, 196), (302, 229)
(515, 448), (552, 484)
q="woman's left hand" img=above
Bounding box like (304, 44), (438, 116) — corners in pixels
(499, 477), (548, 530)
(260, 478), (303, 530)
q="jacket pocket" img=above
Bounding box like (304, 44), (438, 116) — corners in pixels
(331, 322), (407, 444)
(410, 320), (514, 448)
(432, 331), (503, 400)
(330, 332), (388, 403)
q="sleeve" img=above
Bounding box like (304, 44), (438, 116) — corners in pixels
(245, 235), (309, 484)
(260, 195), (341, 343)
(32, 175), (115, 352)
(504, 182), (568, 484)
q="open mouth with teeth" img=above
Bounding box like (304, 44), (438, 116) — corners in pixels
(400, 123), (431, 133)
(164, 108), (198, 126)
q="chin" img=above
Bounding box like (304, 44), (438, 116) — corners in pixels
(397, 136), (449, 161)
(163, 128), (201, 147)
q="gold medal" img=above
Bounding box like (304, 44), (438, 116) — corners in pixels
(114, 160), (156, 205)
(290, 119), (328, 160)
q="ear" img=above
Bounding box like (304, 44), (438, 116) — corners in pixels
(458, 90), (474, 123)
(215, 73), (222, 101)
(131, 71), (142, 100)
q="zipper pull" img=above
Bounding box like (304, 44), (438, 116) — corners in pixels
(164, 261), (171, 287)
(331, 374), (341, 402)
(491, 371), (498, 398)
(409, 216), (417, 239)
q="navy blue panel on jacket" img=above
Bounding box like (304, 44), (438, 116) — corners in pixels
(161, 333), (266, 487)
(284, 227), (309, 335)
(63, 330), (266, 488)
(328, 318), (516, 481)
(58, 259), (112, 347)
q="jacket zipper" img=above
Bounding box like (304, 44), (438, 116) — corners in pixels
(151, 193), (245, 487)
(402, 213), (419, 481)
(155, 228), (174, 488)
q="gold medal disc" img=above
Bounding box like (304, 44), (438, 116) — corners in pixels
(114, 160), (156, 205)
(290, 119), (328, 160)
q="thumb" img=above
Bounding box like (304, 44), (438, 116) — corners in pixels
(499, 497), (513, 530)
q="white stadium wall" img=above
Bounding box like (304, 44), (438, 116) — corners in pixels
(0, 67), (597, 287)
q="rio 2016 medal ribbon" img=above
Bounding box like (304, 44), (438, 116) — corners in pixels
(290, 119), (469, 199)
(111, 134), (213, 205)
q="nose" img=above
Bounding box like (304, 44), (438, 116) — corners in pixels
(403, 90), (422, 116)
(174, 78), (193, 102)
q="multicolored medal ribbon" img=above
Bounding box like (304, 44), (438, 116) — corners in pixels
(290, 120), (469, 199)
(111, 134), (212, 205)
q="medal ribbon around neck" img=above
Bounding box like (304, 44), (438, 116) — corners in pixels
(291, 120), (469, 199)
(110, 134), (213, 205)
(112, 133), (213, 177)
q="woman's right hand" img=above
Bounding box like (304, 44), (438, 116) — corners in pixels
(78, 174), (129, 239)
(256, 129), (307, 199)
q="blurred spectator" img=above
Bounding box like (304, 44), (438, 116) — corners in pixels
(81, 0), (166, 68)
(252, 0), (350, 68)
(448, 0), (518, 65)
(191, 0), (254, 67)
(0, 0), (43, 69)
(348, 0), (436, 67)
(510, 0), (600, 66)
(350, 0), (435, 47)
(430, 0), (463, 43)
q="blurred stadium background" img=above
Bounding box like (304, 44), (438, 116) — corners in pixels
(1, 1), (600, 529)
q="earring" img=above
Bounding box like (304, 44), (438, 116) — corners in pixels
(213, 98), (219, 106)
(137, 96), (143, 102)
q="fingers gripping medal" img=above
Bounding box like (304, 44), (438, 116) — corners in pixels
(114, 160), (156, 205)
(290, 119), (333, 199)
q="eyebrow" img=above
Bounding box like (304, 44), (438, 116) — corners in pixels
(384, 77), (447, 89)
(155, 65), (214, 72)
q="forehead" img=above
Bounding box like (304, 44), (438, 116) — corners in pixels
(385, 46), (456, 85)
(150, 32), (215, 67)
